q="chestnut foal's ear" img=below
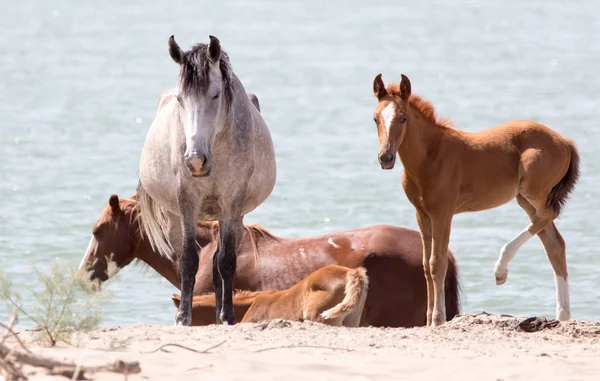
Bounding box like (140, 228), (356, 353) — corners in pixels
(373, 73), (387, 99)
(208, 35), (221, 63)
(172, 294), (181, 307)
(168, 35), (184, 65)
(109, 194), (120, 214)
(399, 74), (412, 100)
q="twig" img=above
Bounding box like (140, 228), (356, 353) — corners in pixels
(0, 341), (140, 379)
(254, 345), (354, 353)
(71, 348), (87, 381)
(0, 310), (31, 355)
(0, 356), (27, 380)
(186, 364), (214, 371)
(0, 308), (18, 345)
(142, 340), (226, 354)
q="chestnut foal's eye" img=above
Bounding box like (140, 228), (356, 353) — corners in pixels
(398, 115), (408, 123)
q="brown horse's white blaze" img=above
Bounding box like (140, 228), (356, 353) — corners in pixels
(78, 237), (96, 271)
(372, 73), (579, 326)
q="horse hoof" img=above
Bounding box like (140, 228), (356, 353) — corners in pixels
(219, 311), (235, 325)
(174, 312), (191, 326)
(557, 309), (571, 321)
(494, 266), (508, 285)
(431, 316), (446, 327)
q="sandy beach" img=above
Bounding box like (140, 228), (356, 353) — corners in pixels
(3, 313), (599, 381)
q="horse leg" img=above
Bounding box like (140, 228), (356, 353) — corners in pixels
(429, 213), (452, 326)
(539, 222), (570, 320)
(212, 245), (223, 324)
(514, 195), (570, 320)
(415, 210), (434, 326)
(174, 214), (200, 326)
(494, 195), (553, 285)
(215, 217), (243, 325)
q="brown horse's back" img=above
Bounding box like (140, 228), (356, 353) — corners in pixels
(193, 224), (460, 328)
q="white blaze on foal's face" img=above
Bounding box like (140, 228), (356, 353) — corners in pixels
(381, 102), (396, 137)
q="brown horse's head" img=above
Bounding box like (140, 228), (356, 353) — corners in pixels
(372, 73), (412, 170)
(79, 194), (140, 283)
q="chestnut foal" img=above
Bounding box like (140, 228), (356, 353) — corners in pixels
(372, 73), (580, 326)
(172, 265), (368, 326)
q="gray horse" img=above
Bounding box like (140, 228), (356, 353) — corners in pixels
(138, 35), (276, 326)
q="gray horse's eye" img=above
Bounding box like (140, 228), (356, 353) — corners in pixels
(212, 92), (220, 100)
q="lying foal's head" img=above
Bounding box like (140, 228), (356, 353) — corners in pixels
(79, 194), (140, 283)
(372, 73), (412, 170)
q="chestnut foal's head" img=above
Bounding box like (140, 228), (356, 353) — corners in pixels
(79, 194), (140, 283)
(372, 73), (412, 170)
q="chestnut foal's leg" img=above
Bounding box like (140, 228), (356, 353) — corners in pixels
(429, 213), (453, 326)
(506, 195), (570, 320)
(416, 210), (434, 326)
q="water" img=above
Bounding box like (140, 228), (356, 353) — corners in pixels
(1, 0), (599, 327)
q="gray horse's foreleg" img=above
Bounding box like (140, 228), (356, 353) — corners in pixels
(174, 208), (200, 326)
(214, 218), (242, 325)
(212, 246), (223, 323)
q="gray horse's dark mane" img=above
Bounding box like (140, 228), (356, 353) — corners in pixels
(179, 43), (234, 111)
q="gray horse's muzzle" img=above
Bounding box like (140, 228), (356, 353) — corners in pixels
(185, 152), (212, 177)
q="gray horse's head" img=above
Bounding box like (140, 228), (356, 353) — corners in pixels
(168, 35), (234, 177)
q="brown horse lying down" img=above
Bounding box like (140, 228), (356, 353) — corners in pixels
(172, 265), (369, 326)
(79, 193), (461, 327)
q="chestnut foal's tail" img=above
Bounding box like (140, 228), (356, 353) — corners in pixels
(547, 139), (580, 217)
(444, 250), (461, 322)
(320, 267), (369, 320)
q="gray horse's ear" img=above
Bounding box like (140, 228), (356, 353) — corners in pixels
(373, 73), (387, 99)
(109, 194), (120, 214)
(208, 35), (221, 63)
(399, 74), (411, 100)
(168, 35), (184, 65)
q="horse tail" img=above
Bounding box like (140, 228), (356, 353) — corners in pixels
(138, 183), (175, 260)
(547, 139), (580, 217)
(320, 267), (369, 321)
(444, 249), (461, 321)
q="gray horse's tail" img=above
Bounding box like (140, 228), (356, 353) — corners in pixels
(137, 183), (175, 260)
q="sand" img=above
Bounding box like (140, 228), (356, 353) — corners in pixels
(4, 313), (600, 381)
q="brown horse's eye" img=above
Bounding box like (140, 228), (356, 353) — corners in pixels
(398, 115), (407, 124)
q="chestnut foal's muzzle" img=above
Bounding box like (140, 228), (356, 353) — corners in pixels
(378, 151), (395, 169)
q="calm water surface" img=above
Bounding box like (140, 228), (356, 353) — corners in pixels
(1, 0), (599, 326)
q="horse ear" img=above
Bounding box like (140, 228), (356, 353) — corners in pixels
(400, 74), (412, 100)
(109, 194), (120, 214)
(172, 294), (181, 307)
(208, 35), (221, 63)
(373, 74), (387, 99)
(168, 35), (184, 65)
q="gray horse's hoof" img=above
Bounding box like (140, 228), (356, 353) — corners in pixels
(174, 310), (192, 326)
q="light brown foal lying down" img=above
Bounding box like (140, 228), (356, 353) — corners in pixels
(172, 265), (369, 326)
